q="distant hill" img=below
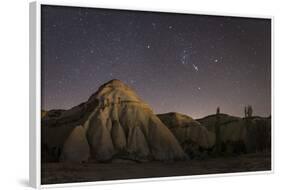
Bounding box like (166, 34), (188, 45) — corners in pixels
(196, 113), (241, 132)
(197, 114), (271, 154)
(157, 112), (215, 159)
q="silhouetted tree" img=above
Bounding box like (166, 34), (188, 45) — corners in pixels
(248, 105), (253, 117)
(216, 107), (220, 115)
(244, 105), (253, 118)
(215, 107), (221, 155)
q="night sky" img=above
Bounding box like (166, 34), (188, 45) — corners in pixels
(41, 5), (271, 119)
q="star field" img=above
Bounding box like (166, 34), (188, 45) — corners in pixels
(41, 5), (271, 118)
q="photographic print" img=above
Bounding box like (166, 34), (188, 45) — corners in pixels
(40, 5), (271, 185)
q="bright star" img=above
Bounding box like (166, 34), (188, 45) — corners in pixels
(192, 64), (198, 71)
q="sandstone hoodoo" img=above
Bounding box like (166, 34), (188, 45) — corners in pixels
(157, 112), (215, 159)
(42, 79), (186, 162)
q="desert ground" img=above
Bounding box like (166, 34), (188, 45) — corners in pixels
(42, 152), (271, 184)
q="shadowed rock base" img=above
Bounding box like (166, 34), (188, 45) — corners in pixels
(41, 152), (271, 185)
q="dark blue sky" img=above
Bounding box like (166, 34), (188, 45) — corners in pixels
(41, 5), (271, 118)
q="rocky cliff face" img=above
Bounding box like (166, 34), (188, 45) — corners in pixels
(42, 79), (186, 162)
(158, 112), (215, 159)
(197, 114), (271, 154)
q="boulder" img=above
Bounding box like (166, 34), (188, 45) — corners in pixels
(59, 125), (90, 162)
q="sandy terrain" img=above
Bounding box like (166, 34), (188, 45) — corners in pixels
(42, 152), (271, 184)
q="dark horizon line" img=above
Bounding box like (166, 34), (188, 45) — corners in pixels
(41, 105), (271, 120)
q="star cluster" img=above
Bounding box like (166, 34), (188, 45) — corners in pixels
(41, 5), (271, 118)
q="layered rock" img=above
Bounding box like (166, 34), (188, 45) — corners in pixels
(84, 80), (186, 161)
(197, 114), (271, 154)
(42, 79), (186, 162)
(158, 112), (215, 159)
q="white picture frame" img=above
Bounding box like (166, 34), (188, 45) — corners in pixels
(29, 1), (274, 189)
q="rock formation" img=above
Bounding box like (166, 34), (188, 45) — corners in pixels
(197, 114), (271, 154)
(158, 112), (215, 159)
(42, 79), (186, 162)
